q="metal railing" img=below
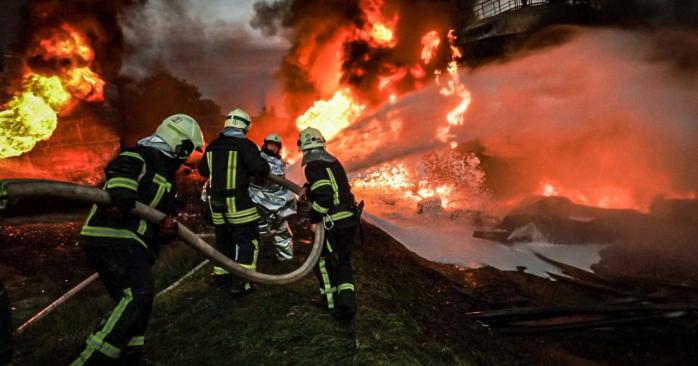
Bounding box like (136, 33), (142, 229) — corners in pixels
(473, 0), (604, 20)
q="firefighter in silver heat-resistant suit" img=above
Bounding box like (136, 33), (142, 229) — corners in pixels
(249, 134), (297, 261)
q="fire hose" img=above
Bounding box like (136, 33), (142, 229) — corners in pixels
(0, 176), (323, 286)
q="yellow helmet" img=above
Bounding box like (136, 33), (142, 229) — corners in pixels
(224, 108), (252, 131)
(155, 113), (204, 159)
(297, 127), (326, 151)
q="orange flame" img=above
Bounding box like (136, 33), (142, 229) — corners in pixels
(34, 23), (94, 65)
(435, 30), (471, 143)
(295, 89), (366, 141)
(63, 67), (105, 103)
(420, 30), (441, 65)
(537, 179), (642, 210)
(359, 0), (399, 48)
(352, 162), (457, 207)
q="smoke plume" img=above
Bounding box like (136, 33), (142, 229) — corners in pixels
(251, 0), (461, 115)
(119, 0), (287, 116)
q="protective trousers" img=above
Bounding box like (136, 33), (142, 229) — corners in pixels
(72, 243), (154, 366)
(0, 281), (12, 366)
(258, 214), (293, 261)
(212, 220), (260, 291)
(314, 226), (357, 320)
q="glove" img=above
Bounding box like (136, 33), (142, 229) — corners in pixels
(158, 215), (179, 244)
(298, 184), (309, 204)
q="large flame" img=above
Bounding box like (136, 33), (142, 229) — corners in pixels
(295, 89), (366, 141)
(296, 23), (476, 211)
(435, 30), (471, 145)
(286, 4), (696, 213)
(0, 23), (104, 159)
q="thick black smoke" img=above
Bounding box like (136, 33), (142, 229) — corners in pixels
(120, 0), (287, 116)
(251, 0), (365, 113)
(607, 0), (698, 28)
(10, 0), (142, 80)
(251, 0), (461, 114)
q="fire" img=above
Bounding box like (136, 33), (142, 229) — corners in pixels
(359, 0), (398, 47)
(33, 24), (94, 64)
(352, 162), (456, 207)
(295, 89), (366, 141)
(542, 183), (559, 197)
(0, 23), (104, 159)
(24, 74), (72, 110)
(435, 30), (471, 143)
(420, 31), (441, 65)
(0, 75), (72, 159)
(63, 67), (105, 103)
(352, 151), (487, 211)
(537, 179), (640, 210)
(369, 22), (396, 46)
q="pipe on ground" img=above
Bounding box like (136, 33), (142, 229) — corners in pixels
(0, 177), (322, 286)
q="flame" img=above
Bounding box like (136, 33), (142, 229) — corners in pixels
(0, 23), (104, 159)
(295, 89), (366, 141)
(359, 0), (398, 48)
(435, 30), (471, 143)
(352, 150), (488, 211)
(34, 24), (95, 64)
(352, 162), (456, 207)
(537, 179), (641, 209)
(420, 30), (441, 65)
(63, 67), (105, 103)
(369, 22), (396, 46)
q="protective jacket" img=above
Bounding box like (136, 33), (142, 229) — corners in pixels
(199, 133), (270, 226)
(249, 150), (296, 219)
(249, 149), (296, 261)
(74, 144), (179, 365)
(303, 148), (358, 320)
(305, 151), (357, 229)
(80, 146), (179, 258)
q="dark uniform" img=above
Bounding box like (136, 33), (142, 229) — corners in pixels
(0, 281), (11, 366)
(305, 158), (358, 320)
(199, 132), (270, 291)
(73, 146), (179, 365)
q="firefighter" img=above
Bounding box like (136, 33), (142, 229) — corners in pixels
(199, 108), (270, 295)
(297, 127), (359, 321)
(249, 134), (296, 262)
(71, 114), (204, 366)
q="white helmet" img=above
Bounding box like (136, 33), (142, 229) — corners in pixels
(224, 108), (252, 131)
(155, 114), (205, 160)
(297, 127), (326, 151)
(264, 133), (282, 145)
